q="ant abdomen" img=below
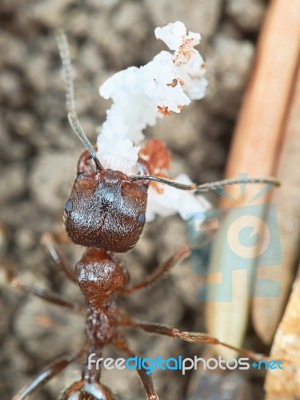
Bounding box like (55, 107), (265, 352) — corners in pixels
(64, 152), (149, 252)
(61, 380), (113, 400)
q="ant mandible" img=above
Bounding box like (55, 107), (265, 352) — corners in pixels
(12, 32), (279, 400)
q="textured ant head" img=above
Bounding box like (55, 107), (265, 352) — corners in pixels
(64, 151), (149, 253)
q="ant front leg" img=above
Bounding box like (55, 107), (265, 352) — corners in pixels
(41, 232), (76, 283)
(120, 318), (266, 362)
(112, 335), (159, 400)
(120, 246), (190, 295)
(12, 350), (84, 400)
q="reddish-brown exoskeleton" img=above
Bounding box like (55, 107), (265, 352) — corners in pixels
(64, 149), (149, 252)
(12, 32), (279, 400)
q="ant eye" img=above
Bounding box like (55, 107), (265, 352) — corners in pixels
(138, 213), (146, 226)
(65, 199), (73, 213)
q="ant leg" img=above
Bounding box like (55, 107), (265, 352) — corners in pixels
(121, 246), (190, 295)
(112, 335), (159, 400)
(41, 232), (76, 283)
(120, 319), (266, 362)
(13, 350), (84, 400)
(11, 278), (84, 313)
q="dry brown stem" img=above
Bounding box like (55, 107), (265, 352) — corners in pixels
(205, 0), (300, 357)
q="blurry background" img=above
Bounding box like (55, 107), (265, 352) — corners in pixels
(0, 0), (268, 399)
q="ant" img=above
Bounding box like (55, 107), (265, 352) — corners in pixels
(11, 32), (280, 400)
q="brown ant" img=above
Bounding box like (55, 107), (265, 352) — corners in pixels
(11, 32), (279, 400)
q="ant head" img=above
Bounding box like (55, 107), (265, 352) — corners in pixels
(57, 37), (149, 253)
(64, 151), (149, 253)
(75, 248), (130, 306)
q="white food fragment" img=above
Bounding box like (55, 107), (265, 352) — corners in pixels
(146, 174), (211, 221)
(97, 21), (209, 218)
(155, 20), (200, 51)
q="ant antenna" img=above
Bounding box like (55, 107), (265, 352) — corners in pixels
(56, 30), (104, 172)
(129, 175), (280, 193)
(68, 111), (104, 171)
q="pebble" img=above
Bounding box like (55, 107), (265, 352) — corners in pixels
(205, 34), (254, 118)
(144, 0), (223, 40)
(0, 70), (22, 106)
(86, 0), (119, 10)
(226, 0), (266, 32)
(29, 152), (76, 212)
(0, 164), (26, 203)
(14, 297), (83, 362)
(112, 1), (150, 41)
(187, 370), (256, 400)
(0, 33), (26, 67)
(25, 0), (75, 28)
(153, 104), (207, 153)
